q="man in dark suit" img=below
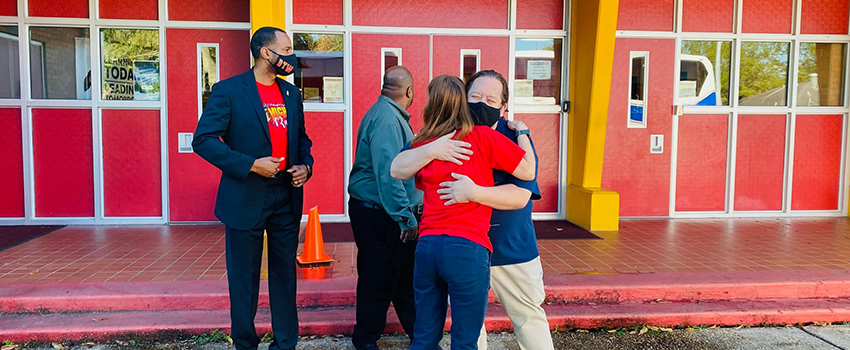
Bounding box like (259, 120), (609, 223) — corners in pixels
(193, 27), (313, 350)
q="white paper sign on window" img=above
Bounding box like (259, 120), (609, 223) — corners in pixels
(527, 60), (551, 80)
(323, 77), (343, 103)
(515, 79), (533, 98)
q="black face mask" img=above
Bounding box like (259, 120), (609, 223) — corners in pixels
(267, 49), (298, 76)
(468, 102), (501, 127)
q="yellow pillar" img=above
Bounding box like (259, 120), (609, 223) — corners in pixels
(251, 0), (286, 34)
(566, 0), (620, 231)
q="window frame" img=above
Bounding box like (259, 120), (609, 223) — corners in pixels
(628, 51), (649, 129)
(197, 43), (219, 120)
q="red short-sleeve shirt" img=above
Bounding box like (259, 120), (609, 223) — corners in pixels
(415, 126), (526, 251)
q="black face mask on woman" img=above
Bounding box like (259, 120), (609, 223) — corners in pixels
(267, 49), (298, 76)
(468, 101), (502, 127)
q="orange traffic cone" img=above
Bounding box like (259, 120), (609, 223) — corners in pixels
(296, 206), (334, 265)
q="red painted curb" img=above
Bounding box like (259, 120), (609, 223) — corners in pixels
(0, 278), (357, 313)
(3, 270), (850, 313)
(3, 298), (850, 342)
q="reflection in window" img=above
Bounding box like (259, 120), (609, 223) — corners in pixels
(101, 29), (160, 101)
(514, 38), (561, 105)
(629, 52), (648, 128)
(293, 33), (344, 103)
(0, 26), (20, 99)
(199, 44), (218, 117)
(680, 41), (731, 106)
(381, 48), (401, 90)
(738, 42), (790, 106)
(30, 27), (91, 100)
(798, 43), (846, 107)
(461, 49), (479, 84)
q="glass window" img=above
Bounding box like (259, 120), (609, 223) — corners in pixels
(100, 29), (160, 101)
(680, 41), (731, 106)
(629, 52), (648, 128)
(29, 27), (91, 100)
(738, 42), (790, 106)
(383, 48), (400, 71)
(461, 49), (479, 84)
(381, 47), (401, 90)
(293, 33), (344, 103)
(0, 26), (20, 99)
(514, 38), (562, 105)
(199, 44), (218, 116)
(797, 43), (846, 107)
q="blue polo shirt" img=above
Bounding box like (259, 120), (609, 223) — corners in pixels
(489, 118), (541, 266)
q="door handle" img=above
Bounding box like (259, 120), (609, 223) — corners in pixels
(562, 100), (571, 113)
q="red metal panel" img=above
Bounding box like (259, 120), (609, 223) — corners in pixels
(792, 115), (843, 210)
(617, 0), (675, 31)
(32, 109), (94, 217)
(0, 108), (23, 217)
(99, 0), (157, 20)
(102, 110), (162, 217)
(0, 0), (16, 16)
(682, 0), (735, 33)
(351, 34), (430, 145)
(515, 114), (560, 213)
(801, 0), (849, 35)
(292, 0), (342, 25)
(734, 114), (786, 211)
(431, 36), (510, 79)
(675, 114), (728, 212)
(741, 0), (794, 34)
(352, 0), (508, 29)
(166, 29), (250, 222)
(29, 0), (88, 18)
(516, 0), (563, 30)
(168, 0), (248, 22)
(602, 38), (676, 217)
(302, 112), (344, 215)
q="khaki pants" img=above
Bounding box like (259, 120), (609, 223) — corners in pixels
(477, 257), (554, 350)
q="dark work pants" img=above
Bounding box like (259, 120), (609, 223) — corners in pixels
(225, 177), (299, 350)
(349, 199), (417, 350)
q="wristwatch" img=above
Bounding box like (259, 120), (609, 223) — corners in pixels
(305, 164), (312, 177)
(516, 129), (531, 139)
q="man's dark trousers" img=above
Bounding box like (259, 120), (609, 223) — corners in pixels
(349, 199), (417, 349)
(226, 175), (299, 350)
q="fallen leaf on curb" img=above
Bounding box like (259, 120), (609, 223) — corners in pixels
(660, 327), (673, 333)
(556, 227), (564, 231)
(709, 325), (717, 329)
(334, 334), (344, 338)
(734, 325), (744, 330)
(52, 342), (65, 350)
(1, 345), (19, 350)
(608, 329), (618, 333)
(649, 326), (660, 332)
(629, 330), (637, 334)
(92, 318), (106, 322)
(225, 334), (233, 345)
(115, 340), (128, 346)
(685, 328), (695, 332)
(576, 329), (589, 333)
(639, 327), (648, 335)
(84, 343), (96, 347)
(29, 270), (38, 276)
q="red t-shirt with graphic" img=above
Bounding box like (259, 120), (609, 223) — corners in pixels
(257, 81), (288, 170)
(414, 126), (526, 251)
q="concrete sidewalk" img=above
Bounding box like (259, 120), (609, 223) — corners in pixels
(9, 326), (850, 350)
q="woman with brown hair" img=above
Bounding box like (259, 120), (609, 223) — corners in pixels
(390, 75), (535, 350)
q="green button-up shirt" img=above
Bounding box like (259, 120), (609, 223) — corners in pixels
(348, 95), (423, 230)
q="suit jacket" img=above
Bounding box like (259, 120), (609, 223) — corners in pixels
(193, 69), (314, 230)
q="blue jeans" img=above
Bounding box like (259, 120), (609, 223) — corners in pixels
(411, 235), (491, 350)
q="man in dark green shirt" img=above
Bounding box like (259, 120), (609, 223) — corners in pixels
(348, 66), (422, 350)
